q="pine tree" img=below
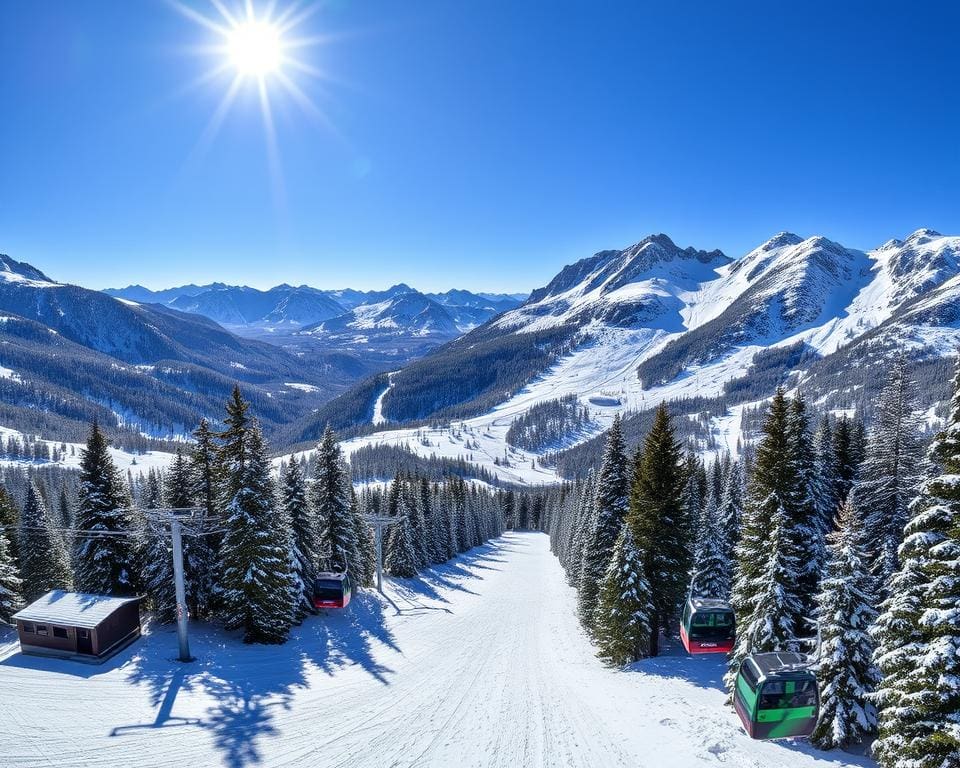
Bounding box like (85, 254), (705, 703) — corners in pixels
(725, 390), (805, 694)
(787, 394), (824, 617)
(139, 516), (177, 624)
(0, 525), (22, 622)
(812, 415), (839, 538)
(629, 405), (689, 656)
(385, 486), (418, 578)
(593, 524), (653, 666)
(578, 416), (630, 631)
(0, 486), (20, 564)
(73, 423), (135, 595)
(832, 416), (858, 506)
(351, 488), (376, 587)
(717, 458), (743, 584)
(311, 426), (360, 579)
(857, 356), (925, 588)
(811, 498), (879, 750)
(281, 461), (319, 621)
(189, 418), (220, 617)
(219, 422), (297, 644)
(871, 359), (960, 767)
(691, 504), (729, 600)
(19, 483), (72, 602)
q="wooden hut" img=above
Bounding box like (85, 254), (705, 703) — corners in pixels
(12, 590), (141, 662)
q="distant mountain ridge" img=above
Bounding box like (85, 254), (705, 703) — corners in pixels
(0, 256), (366, 443)
(104, 281), (525, 338)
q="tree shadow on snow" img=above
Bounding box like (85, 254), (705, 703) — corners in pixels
(113, 591), (401, 768)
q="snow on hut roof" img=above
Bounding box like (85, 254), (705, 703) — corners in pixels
(12, 590), (140, 629)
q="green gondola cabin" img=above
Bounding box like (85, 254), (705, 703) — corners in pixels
(680, 597), (735, 654)
(733, 651), (819, 740)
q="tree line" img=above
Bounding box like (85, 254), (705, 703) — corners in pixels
(0, 386), (507, 645)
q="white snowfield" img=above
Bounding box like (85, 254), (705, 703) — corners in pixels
(0, 533), (873, 768)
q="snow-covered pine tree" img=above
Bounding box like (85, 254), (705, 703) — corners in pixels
(872, 358), (960, 767)
(385, 485), (418, 578)
(280, 460), (319, 621)
(351, 487), (376, 587)
(787, 393), (825, 617)
(73, 423), (135, 595)
(629, 405), (689, 656)
(811, 497), (879, 750)
(189, 417), (220, 617)
(725, 390), (805, 695)
(832, 416), (858, 507)
(717, 458), (743, 584)
(567, 469), (595, 588)
(578, 415), (629, 632)
(18, 483), (72, 602)
(0, 524), (22, 622)
(453, 477), (471, 553)
(311, 426), (360, 579)
(429, 483), (451, 564)
(408, 478), (429, 569)
(856, 355), (925, 588)
(417, 477), (438, 564)
(219, 421), (297, 644)
(0, 486), (20, 564)
(139, 516), (176, 624)
(690, 502), (729, 600)
(683, 455), (707, 560)
(593, 523), (653, 666)
(812, 414), (839, 538)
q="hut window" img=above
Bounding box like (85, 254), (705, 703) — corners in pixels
(53, 627), (68, 639)
(35, 624), (48, 636)
(78, 629), (89, 639)
(22, 622), (34, 633)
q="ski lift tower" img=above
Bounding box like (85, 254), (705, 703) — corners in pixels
(144, 507), (204, 663)
(363, 513), (397, 595)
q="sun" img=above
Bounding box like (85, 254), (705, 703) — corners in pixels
(169, 0), (336, 197)
(227, 20), (283, 77)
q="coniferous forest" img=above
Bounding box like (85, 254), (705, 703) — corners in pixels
(540, 357), (960, 764)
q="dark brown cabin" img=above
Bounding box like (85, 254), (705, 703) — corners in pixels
(11, 590), (141, 662)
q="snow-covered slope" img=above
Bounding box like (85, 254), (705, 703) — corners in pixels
(0, 532), (873, 768)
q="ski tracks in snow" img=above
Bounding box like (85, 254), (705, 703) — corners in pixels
(0, 533), (874, 768)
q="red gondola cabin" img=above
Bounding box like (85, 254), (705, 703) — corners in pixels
(313, 572), (352, 609)
(680, 597), (735, 654)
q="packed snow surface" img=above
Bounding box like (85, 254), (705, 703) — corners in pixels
(0, 533), (873, 768)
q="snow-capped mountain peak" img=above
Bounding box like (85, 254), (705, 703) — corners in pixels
(0, 254), (57, 286)
(498, 234), (730, 332)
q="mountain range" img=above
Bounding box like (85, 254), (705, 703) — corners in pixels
(3, 228), (958, 483)
(301, 228), (960, 484)
(104, 282), (524, 343)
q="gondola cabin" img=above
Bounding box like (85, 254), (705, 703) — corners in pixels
(733, 652), (819, 740)
(313, 572), (352, 609)
(680, 597), (735, 654)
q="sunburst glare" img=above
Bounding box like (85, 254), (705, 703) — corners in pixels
(169, 0), (331, 202)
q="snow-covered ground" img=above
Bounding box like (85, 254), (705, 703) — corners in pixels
(0, 426), (175, 474)
(0, 532), (873, 768)
(323, 326), (760, 486)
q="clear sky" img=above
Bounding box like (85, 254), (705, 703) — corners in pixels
(1, 1), (958, 293)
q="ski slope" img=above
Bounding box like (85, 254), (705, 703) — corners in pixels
(0, 533), (873, 768)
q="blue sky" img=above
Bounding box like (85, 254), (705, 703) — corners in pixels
(1, 1), (958, 293)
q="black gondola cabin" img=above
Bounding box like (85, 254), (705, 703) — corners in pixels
(313, 572), (352, 609)
(680, 597), (735, 654)
(733, 652), (819, 740)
